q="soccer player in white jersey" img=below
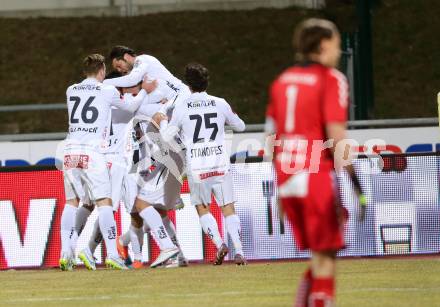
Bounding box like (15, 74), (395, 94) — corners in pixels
(111, 77), (182, 269)
(81, 72), (184, 269)
(102, 47), (192, 266)
(134, 114), (189, 268)
(73, 76), (154, 270)
(73, 74), (173, 270)
(114, 77), (189, 268)
(104, 45), (191, 119)
(163, 63), (247, 265)
(59, 54), (147, 270)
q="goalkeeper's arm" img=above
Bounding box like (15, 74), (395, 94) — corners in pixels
(326, 122), (366, 219)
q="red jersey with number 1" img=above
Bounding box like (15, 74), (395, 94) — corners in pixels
(266, 63), (349, 186)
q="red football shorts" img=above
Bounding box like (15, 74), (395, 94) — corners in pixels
(281, 171), (345, 252)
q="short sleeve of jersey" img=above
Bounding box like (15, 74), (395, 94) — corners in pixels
(220, 99), (233, 120)
(104, 85), (122, 106)
(218, 98), (245, 131)
(132, 56), (148, 75)
(323, 69), (349, 123)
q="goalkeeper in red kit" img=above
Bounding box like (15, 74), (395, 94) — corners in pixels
(265, 19), (365, 306)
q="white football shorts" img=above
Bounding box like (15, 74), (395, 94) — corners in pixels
(122, 173), (139, 213)
(187, 172), (235, 207)
(105, 153), (130, 211)
(63, 149), (111, 202)
(137, 163), (182, 211)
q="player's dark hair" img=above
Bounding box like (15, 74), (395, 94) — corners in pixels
(105, 70), (141, 95)
(293, 18), (339, 62)
(109, 45), (137, 61)
(105, 71), (124, 94)
(105, 70), (123, 79)
(83, 54), (105, 76)
(185, 63), (209, 92)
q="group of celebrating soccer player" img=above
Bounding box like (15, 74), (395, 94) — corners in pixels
(58, 17), (365, 306)
(59, 45), (247, 271)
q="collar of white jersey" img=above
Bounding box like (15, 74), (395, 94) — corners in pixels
(83, 77), (100, 84)
(190, 91), (208, 99)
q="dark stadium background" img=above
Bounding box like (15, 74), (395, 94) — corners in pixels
(0, 0), (438, 134)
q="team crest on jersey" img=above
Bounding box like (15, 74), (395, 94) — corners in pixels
(63, 154), (89, 170)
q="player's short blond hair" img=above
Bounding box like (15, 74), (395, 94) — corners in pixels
(83, 54), (105, 76)
(293, 18), (339, 62)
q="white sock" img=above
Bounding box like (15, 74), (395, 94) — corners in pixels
(88, 218), (102, 254)
(199, 213), (223, 249)
(75, 206), (92, 236)
(120, 230), (131, 246)
(129, 226), (144, 261)
(159, 119), (168, 131)
(225, 214), (243, 255)
(70, 231), (78, 254)
(60, 204), (77, 256)
(97, 206), (118, 258)
(139, 206), (175, 250)
(162, 216), (179, 248)
(84, 246), (93, 256)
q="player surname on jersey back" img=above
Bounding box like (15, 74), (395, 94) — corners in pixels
(190, 144), (223, 158)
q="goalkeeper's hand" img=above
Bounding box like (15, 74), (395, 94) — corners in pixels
(358, 193), (367, 222)
(346, 164), (366, 222)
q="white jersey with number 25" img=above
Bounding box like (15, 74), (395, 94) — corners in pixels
(167, 91), (245, 181)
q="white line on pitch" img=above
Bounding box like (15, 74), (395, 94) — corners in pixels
(4, 290), (291, 303)
(6, 296), (112, 303)
(163, 290), (291, 297)
(341, 287), (440, 293)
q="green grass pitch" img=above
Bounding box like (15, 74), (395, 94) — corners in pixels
(1, 259), (439, 306)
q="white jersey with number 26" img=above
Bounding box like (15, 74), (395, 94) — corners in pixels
(66, 77), (145, 149)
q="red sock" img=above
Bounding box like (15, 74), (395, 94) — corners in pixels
(294, 268), (313, 307)
(308, 277), (334, 307)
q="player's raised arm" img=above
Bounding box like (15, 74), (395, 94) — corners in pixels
(104, 62), (148, 87)
(108, 86), (145, 113)
(223, 100), (245, 132)
(109, 77), (160, 113)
